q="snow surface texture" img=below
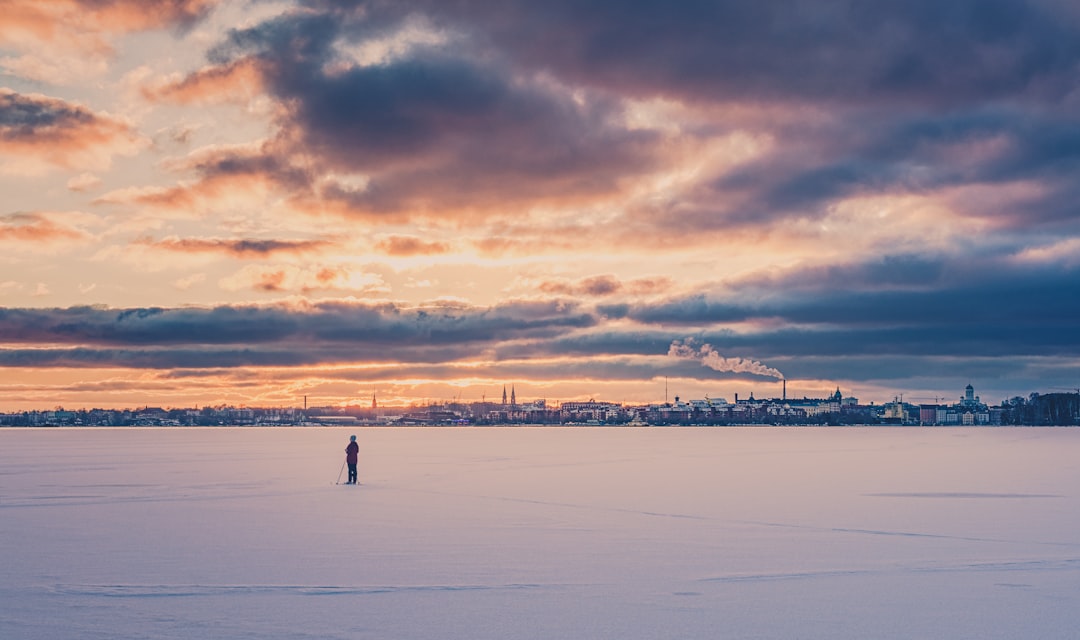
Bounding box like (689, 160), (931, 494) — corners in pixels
(2, 427), (1080, 640)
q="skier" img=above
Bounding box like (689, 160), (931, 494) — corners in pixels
(345, 435), (359, 484)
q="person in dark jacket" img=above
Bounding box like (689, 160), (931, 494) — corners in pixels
(345, 435), (359, 484)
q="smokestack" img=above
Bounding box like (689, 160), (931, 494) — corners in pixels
(735, 392), (739, 403)
(783, 379), (786, 401)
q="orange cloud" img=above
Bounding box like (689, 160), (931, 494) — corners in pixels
(77, 0), (216, 32)
(0, 212), (91, 243)
(0, 0), (215, 40)
(0, 89), (143, 172)
(219, 264), (389, 295)
(96, 144), (301, 216)
(0, 1), (219, 83)
(375, 235), (451, 256)
(66, 172), (102, 192)
(537, 275), (674, 297)
(143, 58), (267, 105)
(472, 234), (579, 257)
(626, 277), (675, 295)
(138, 236), (334, 258)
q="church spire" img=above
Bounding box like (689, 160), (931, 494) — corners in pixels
(502, 385), (507, 405)
(511, 384), (516, 406)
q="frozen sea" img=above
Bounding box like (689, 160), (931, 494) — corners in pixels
(3, 426), (1080, 639)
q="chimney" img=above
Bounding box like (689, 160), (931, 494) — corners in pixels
(783, 379), (786, 401)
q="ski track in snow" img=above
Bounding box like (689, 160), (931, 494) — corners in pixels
(865, 492), (1063, 499)
(385, 486), (1080, 549)
(0, 485), (327, 509)
(700, 557), (1080, 584)
(50, 583), (561, 598)
(391, 486), (710, 521)
(730, 518), (1080, 548)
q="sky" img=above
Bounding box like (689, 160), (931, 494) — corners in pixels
(1, 0), (1079, 410)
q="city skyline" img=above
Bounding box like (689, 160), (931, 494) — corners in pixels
(6, 381), (1078, 426)
(0, 380), (1064, 416)
(3, 1), (1080, 410)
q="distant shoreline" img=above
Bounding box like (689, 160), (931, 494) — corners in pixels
(3, 423), (1074, 429)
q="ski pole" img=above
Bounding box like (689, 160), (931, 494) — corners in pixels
(336, 459), (346, 484)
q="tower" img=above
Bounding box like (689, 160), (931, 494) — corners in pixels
(511, 384), (516, 406)
(502, 385), (507, 405)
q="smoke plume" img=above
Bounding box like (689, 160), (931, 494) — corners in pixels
(668, 338), (785, 380)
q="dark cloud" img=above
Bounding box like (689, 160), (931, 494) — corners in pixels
(0, 92), (93, 138)
(624, 253), (1080, 359)
(283, 1), (1078, 233)
(320, 0), (1079, 106)
(292, 55), (658, 215)
(637, 104), (1080, 232)
(187, 9), (666, 218)
(734, 254), (949, 292)
(1, 252), (1074, 393)
(0, 90), (138, 166)
(0, 345), (482, 369)
(184, 148), (311, 190)
(159, 1), (1080, 232)
(492, 330), (676, 361)
(0, 300), (597, 357)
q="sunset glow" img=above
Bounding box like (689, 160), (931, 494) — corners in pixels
(3, 1), (1080, 410)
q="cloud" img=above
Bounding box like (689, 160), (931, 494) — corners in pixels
(0, 212), (88, 243)
(139, 236), (334, 258)
(263, 2), (1079, 242)
(0, 299), (599, 368)
(96, 143), (309, 216)
(537, 275), (674, 297)
(0, 89), (144, 173)
(375, 235), (451, 256)
(142, 58), (267, 105)
(218, 264), (375, 294)
(0, 0), (219, 83)
(66, 173), (102, 192)
(1012, 237), (1080, 267)
(375, 0), (1080, 107)
(626, 251), (1080, 361)
(60, 0), (216, 32)
(540, 275), (620, 297)
(173, 273), (207, 290)
(156, 8), (671, 222)
(134, 1), (1080, 244)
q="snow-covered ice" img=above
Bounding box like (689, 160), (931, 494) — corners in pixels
(3, 426), (1080, 639)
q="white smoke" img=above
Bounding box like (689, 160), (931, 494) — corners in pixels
(668, 338), (785, 380)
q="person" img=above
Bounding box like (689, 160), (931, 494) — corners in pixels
(345, 435), (359, 484)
